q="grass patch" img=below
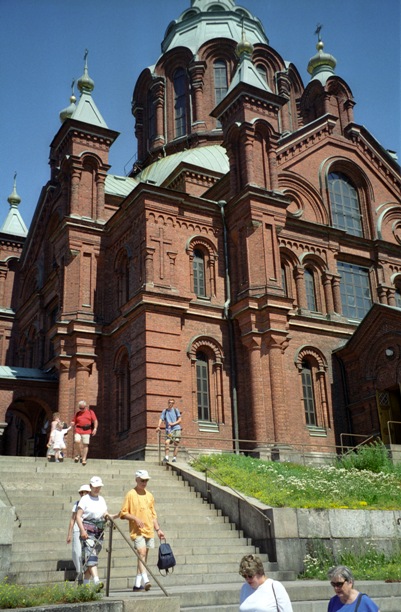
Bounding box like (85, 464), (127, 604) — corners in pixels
(0, 581), (102, 609)
(302, 539), (401, 581)
(190, 446), (401, 510)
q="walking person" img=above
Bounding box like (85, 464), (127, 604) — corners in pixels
(49, 421), (71, 462)
(66, 484), (91, 582)
(75, 476), (109, 589)
(156, 398), (182, 463)
(119, 469), (165, 592)
(71, 400), (98, 466)
(327, 565), (380, 611)
(47, 412), (61, 461)
(239, 554), (293, 611)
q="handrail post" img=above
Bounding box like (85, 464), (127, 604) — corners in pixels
(105, 520), (113, 597)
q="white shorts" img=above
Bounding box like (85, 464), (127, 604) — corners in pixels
(74, 433), (90, 445)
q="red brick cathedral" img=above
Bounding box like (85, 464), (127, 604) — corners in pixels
(1, 0), (401, 461)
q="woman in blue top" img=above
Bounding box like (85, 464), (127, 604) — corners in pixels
(327, 566), (380, 611)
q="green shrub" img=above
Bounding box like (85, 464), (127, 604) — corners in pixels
(336, 441), (393, 473)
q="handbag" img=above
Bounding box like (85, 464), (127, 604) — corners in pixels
(157, 538), (176, 575)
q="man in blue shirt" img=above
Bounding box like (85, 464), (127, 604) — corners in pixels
(156, 399), (182, 463)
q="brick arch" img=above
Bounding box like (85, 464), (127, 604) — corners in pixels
(299, 252), (327, 272)
(294, 345), (328, 372)
(278, 171), (328, 225)
(187, 335), (223, 364)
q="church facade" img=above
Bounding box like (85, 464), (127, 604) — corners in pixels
(1, 0), (401, 461)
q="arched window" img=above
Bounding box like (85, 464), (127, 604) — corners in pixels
(196, 351), (210, 421)
(188, 238), (217, 299)
(214, 60), (228, 127)
(328, 172), (362, 237)
(395, 288), (401, 309)
(189, 336), (224, 427)
(301, 360), (317, 426)
(193, 250), (206, 297)
(296, 347), (330, 432)
(116, 351), (131, 433)
(174, 68), (188, 138)
(304, 268), (317, 311)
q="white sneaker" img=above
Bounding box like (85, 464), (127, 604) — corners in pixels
(172, 457), (177, 462)
(164, 456), (169, 462)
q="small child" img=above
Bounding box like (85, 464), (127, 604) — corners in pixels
(47, 412), (61, 461)
(49, 421), (71, 462)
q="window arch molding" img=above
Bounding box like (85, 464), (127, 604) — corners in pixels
(187, 335), (224, 426)
(319, 157), (374, 239)
(294, 345), (330, 431)
(186, 235), (218, 298)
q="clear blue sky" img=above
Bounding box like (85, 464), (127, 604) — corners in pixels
(1, 0), (400, 228)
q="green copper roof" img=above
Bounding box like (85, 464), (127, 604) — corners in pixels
(105, 175), (138, 197)
(162, 0), (268, 55)
(138, 145), (229, 186)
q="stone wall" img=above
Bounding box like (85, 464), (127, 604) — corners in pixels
(0, 501), (16, 581)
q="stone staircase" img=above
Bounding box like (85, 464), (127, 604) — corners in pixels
(0, 457), (287, 603)
(1, 456), (401, 611)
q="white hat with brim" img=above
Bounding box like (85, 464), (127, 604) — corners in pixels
(90, 476), (104, 487)
(135, 469), (151, 480)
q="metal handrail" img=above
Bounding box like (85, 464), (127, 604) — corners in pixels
(339, 432), (378, 457)
(157, 429), (375, 466)
(104, 516), (168, 598)
(387, 420), (401, 446)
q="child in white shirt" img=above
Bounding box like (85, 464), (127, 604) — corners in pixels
(49, 421), (71, 462)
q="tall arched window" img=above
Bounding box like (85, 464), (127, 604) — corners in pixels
(301, 360), (317, 426)
(304, 268), (317, 311)
(214, 60), (228, 127)
(174, 68), (187, 138)
(196, 351), (210, 421)
(328, 172), (362, 237)
(193, 250), (206, 297)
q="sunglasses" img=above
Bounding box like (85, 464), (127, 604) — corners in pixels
(139, 479), (149, 483)
(240, 573), (254, 579)
(331, 581), (346, 588)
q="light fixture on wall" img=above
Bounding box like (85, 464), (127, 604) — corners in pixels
(385, 347), (395, 358)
